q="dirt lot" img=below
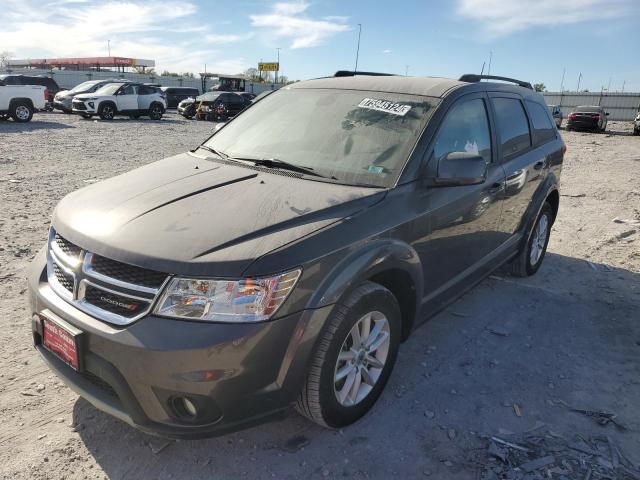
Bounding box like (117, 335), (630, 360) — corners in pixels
(1, 113), (639, 479)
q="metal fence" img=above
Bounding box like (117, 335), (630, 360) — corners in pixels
(0, 68), (279, 95)
(543, 92), (640, 121)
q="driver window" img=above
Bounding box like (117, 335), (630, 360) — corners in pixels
(120, 85), (137, 95)
(433, 98), (492, 164)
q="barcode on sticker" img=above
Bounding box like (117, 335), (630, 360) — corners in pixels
(358, 98), (411, 116)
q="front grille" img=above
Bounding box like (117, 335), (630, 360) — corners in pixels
(72, 101), (86, 111)
(84, 285), (146, 318)
(54, 233), (82, 259)
(53, 263), (74, 292)
(91, 254), (167, 289)
(80, 370), (118, 398)
(47, 228), (169, 326)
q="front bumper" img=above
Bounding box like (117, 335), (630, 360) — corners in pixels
(28, 249), (331, 438)
(566, 119), (599, 130)
(54, 99), (73, 112)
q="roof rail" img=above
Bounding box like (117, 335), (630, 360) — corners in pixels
(334, 70), (396, 77)
(459, 74), (532, 90)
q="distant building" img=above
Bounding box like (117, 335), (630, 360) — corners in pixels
(7, 56), (155, 73)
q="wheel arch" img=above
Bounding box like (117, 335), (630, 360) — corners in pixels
(98, 100), (117, 112)
(9, 97), (34, 110)
(307, 239), (423, 341)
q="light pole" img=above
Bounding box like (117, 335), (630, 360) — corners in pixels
(354, 23), (362, 73)
(577, 73), (582, 92)
(276, 47), (281, 84)
(107, 40), (111, 57)
(560, 67), (565, 92)
(405, 65), (409, 76)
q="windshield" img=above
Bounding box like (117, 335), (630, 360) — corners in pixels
(94, 83), (123, 95)
(68, 81), (97, 93)
(203, 88), (435, 187)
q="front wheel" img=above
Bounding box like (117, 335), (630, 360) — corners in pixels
(98, 103), (115, 120)
(507, 201), (553, 277)
(296, 282), (401, 428)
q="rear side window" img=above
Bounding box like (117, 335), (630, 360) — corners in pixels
(526, 100), (556, 144)
(433, 98), (492, 164)
(492, 98), (531, 157)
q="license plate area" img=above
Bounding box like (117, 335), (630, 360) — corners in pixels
(42, 315), (83, 371)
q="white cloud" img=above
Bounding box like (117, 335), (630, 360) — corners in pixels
(456, 0), (634, 37)
(204, 32), (255, 44)
(0, 0), (251, 74)
(382, 49), (392, 54)
(250, 1), (350, 49)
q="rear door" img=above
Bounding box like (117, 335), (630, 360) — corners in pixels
(136, 85), (155, 110)
(414, 92), (507, 298)
(489, 93), (547, 235)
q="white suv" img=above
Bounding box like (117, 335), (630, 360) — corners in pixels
(72, 82), (166, 120)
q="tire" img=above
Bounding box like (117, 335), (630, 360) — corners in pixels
(507, 201), (553, 277)
(296, 281), (401, 428)
(633, 129), (640, 136)
(98, 103), (116, 120)
(10, 101), (34, 123)
(148, 103), (164, 120)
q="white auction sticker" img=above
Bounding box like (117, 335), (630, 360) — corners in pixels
(358, 98), (411, 116)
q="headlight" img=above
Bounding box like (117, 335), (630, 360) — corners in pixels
(154, 269), (301, 322)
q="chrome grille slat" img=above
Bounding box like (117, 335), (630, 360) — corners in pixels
(46, 228), (170, 326)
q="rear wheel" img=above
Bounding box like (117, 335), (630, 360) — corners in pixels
(507, 201), (552, 277)
(148, 103), (164, 120)
(98, 103), (115, 120)
(296, 282), (401, 428)
(10, 101), (34, 123)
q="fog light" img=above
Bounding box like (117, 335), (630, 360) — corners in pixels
(182, 397), (197, 417)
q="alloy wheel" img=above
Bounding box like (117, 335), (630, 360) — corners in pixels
(530, 213), (549, 265)
(333, 311), (390, 406)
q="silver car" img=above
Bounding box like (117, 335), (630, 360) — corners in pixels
(53, 79), (126, 113)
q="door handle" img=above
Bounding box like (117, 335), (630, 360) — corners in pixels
(534, 160), (545, 170)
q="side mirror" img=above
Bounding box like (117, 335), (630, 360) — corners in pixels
(433, 151), (487, 187)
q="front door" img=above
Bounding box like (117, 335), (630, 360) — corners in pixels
(413, 93), (507, 301)
(116, 84), (139, 112)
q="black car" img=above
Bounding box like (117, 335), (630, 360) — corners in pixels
(566, 105), (609, 132)
(0, 74), (61, 107)
(29, 73), (564, 438)
(160, 87), (200, 109)
(177, 91), (251, 120)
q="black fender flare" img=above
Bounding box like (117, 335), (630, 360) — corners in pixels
(98, 100), (117, 114)
(517, 173), (560, 249)
(307, 239), (423, 336)
(9, 97), (34, 110)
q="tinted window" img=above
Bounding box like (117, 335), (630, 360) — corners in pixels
(138, 85), (153, 95)
(3, 76), (20, 85)
(120, 85), (138, 95)
(433, 98), (492, 164)
(492, 98), (531, 157)
(526, 101), (556, 144)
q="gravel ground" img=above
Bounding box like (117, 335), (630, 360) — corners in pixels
(1, 113), (639, 479)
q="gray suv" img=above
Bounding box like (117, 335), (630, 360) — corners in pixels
(28, 73), (564, 438)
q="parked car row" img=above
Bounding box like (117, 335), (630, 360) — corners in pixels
(177, 91), (255, 121)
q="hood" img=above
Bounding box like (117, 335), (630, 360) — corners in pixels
(53, 152), (384, 277)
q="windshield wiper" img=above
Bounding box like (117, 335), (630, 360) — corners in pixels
(230, 156), (330, 179)
(197, 145), (229, 159)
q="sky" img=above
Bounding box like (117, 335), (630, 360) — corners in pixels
(1, 0), (639, 92)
